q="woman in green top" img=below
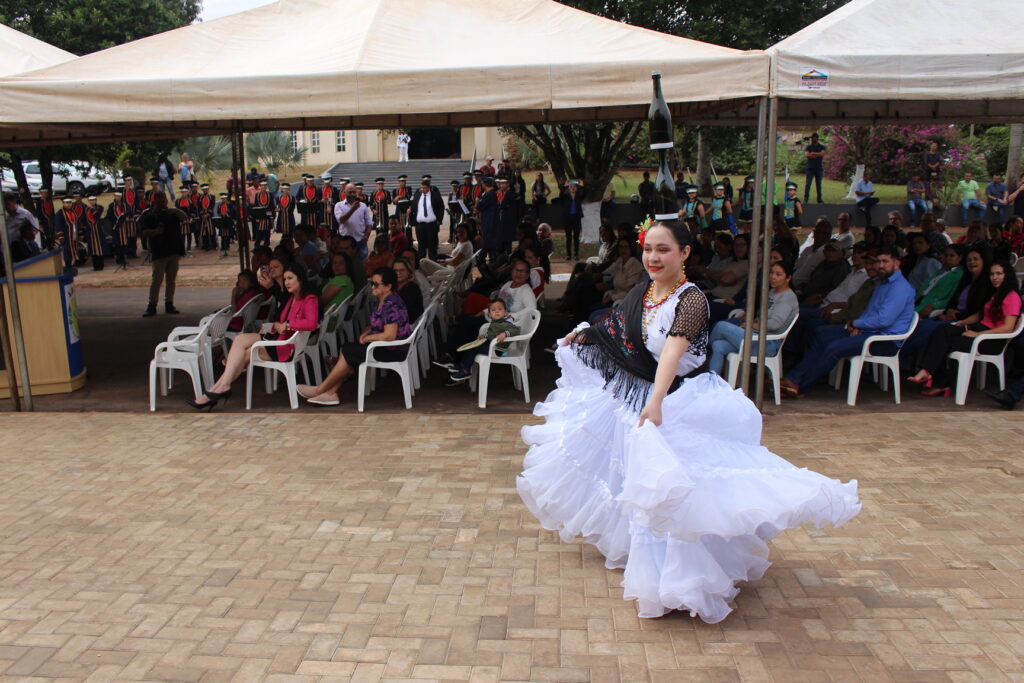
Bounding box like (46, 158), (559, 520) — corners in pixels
(321, 251), (355, 309)
(915, 244), (963, 317)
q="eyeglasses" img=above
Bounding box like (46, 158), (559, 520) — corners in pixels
(370, 281), (385, 288)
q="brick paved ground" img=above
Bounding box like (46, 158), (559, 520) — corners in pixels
(0, 411), (1021, 682)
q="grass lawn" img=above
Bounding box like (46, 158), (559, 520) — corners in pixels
(607, 170), (907, 205)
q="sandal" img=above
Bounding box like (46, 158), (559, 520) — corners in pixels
(780, 380), (803, 398)
(906, 370), (932, 388)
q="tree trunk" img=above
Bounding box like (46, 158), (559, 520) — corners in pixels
(695, 128), (711, 195)
(39, 147), (55, 194)
(1006, 123), (1023, 182)
(674, 124), (686, 176)
(8, 153), (34, 209)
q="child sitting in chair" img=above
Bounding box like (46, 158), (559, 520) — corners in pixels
(445, 298), (520, 385)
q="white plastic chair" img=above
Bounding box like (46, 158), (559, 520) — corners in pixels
(409, 303), (438, 382)
(252, 295), (279, 332)
(417, 299), (444, 378)
(724, 312), (799, 405)
(832, 313), (918, 406)
(331, 294), (358, 345)
(340, 285), (370, 343)
(469, 309), (541, 409)
(222, 294), (266, 351)
(301, 301), (340, 387)
(948, 313), (1024, 405)
(245, 329), (312, 409)
(357, 313), (430, 412)
(319, 295), (351, 360)
(149, 312), (221, 411)
(162, 306), (233, 393)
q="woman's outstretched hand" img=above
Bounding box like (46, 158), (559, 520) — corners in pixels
(638, 400), (662, 427)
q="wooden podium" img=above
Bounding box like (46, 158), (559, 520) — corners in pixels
(0, 249), (86, 397)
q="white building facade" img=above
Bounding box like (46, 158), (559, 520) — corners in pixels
(287, 127), (508, 165)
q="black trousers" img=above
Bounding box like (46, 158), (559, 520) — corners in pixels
(564, 214), (582, 260)
(804, 169), (824, 202)
(919, 322), (1003, 387)
(216, 218), (232, 252)
(416, 221), (440, 260)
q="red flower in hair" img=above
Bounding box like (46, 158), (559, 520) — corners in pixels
(636, 217), (655, 247)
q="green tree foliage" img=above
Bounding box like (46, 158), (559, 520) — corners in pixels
(975, 125), (1010, 177)
(0, 0), (199, 54)
(506, 0), (850, 200)
(245, 132), (307, 174)
(174, 136), (232, 182)
(563, 0), (846, 50)
(503, 123), (644, 201)
(0, 0), (199, 195)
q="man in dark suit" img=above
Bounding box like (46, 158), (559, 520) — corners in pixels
(412, 175), (445, 260)
(11, 223), (42, 262)
(476, 176), (500, 263)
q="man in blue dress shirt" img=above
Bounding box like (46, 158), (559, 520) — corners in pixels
(781, 246), (915, 397)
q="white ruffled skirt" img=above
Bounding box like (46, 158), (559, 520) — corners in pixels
(517, 344), (861, 623)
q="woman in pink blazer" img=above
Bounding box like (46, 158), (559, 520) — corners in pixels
(187, 262), (319, 410)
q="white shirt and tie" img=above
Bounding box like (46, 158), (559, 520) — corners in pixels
(417, 191), (437, 224)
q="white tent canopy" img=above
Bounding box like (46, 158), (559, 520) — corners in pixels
(694, 0), (1024, 126)
(0, 23), (75, 77)
(0, 0), (768, 146)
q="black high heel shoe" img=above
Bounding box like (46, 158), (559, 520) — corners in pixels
(204, 389), (232, 403)
(185, 397), (216, 411)
(185, 389), (232, 411)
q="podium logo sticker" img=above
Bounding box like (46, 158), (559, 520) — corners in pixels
(800, 68), (829, 90)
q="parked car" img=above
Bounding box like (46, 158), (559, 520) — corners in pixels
(0, 160), (118, 196)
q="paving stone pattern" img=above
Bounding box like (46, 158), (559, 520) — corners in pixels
(0, 411), (1021, 682)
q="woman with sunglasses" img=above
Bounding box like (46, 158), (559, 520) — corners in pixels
(297, 266), (411, 406)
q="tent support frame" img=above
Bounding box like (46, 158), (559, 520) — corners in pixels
(0, 207), (33, 410)
(231, 128), (250, 273)
(739, 97), (768, 396)
(753, 97), (779, 408)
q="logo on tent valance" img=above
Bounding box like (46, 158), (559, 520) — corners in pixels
(800, 68), (829, 90)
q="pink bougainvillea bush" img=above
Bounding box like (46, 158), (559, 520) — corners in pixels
(823, 125), (979, 184)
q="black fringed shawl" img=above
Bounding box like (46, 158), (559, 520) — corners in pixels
(573, 280), (709, 411)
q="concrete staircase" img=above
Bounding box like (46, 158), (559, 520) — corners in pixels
(321, 160), (473, 190)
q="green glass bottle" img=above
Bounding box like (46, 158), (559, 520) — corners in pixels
(649, 72), (678, 221)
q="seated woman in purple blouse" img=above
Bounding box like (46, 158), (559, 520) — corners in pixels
(297, 266), (411, 406)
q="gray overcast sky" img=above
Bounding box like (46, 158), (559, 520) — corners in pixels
(199, 0), (276, 22)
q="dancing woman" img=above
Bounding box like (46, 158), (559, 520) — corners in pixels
(517, 220), (861, 623)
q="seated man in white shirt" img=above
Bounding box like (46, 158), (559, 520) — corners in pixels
(798, 212), (855, 257)
(792, 220), (832, 289)
(801, 243), (869, 321)
(833, 212), (856, 256)
(854, 171), (880, 227)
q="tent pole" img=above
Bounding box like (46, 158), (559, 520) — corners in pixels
(739, 97), (768, 395)
(232, 130), (250, 272)
(0, 285), (22, 411)
(0, 208), (33, 410)
(753, 97), (779, 409)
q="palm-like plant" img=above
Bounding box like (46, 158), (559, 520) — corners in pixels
(173, 136), (232, 181)
(246, 132), (307, 174)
